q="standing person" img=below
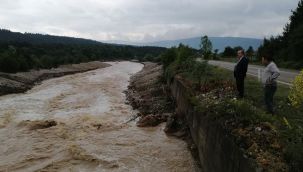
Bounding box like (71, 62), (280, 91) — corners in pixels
(262, 56), (280, 114)
(234, 49), (249, 98)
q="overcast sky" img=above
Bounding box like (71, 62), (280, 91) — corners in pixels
(0, 0), (300, 42)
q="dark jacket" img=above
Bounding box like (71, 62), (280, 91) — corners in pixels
(234, 57), (249, 79)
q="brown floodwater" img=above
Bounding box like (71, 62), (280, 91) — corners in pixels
(0, 61), (198, 172)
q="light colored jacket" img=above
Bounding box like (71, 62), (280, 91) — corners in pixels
(262, 62), (280, 86)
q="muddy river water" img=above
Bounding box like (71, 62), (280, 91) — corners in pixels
(0, 62), (197, 172)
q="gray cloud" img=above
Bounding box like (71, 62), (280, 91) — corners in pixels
(0, 0), (299, 42)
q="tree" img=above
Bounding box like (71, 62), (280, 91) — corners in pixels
(257, 0), (303, 69)
(233, 46), (244, 53)
(246, 46), (255, 61)
(0, 52), (20, 73)
(161, 47), (177, 68)
(222, 46), (235, 57)
(200, 35), (213, 60)
(177, 44), (195, 64)
(0, 29), (167, 73)
(213, 49), (219, 60)
(284, 0), (303, 39)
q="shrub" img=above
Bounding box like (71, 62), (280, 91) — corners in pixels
(0, 53), (20, 73)
(161, 47), (177, 69)
(191, 61), (209, 87)
(289, 70), (303, 108)
(176, 44), (195, 64)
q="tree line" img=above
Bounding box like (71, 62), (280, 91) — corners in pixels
(257, 0), (303, 69)
(198, 0), (303, 70)
(0, 30), (166, 73)
(199, 35), (255, 60)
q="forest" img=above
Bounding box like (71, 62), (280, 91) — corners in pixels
(0, 29), (166, 73)
(257, 0), (303, 69)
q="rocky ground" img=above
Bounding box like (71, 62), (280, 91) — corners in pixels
(0, 61), (111, 96)
(126, 62), (174, 127)
(126, 62), (202, 171)
(125, 62), (197, 134)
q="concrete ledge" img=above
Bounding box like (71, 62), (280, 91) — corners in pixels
(169, 76), (260, 172)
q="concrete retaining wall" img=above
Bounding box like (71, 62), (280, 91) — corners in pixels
(169, 76), (259, 172)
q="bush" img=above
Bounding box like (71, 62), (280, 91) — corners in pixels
(283, 126), (303, 172)
(289, 70), (303, 108)
(0, 53), (20, 73)
(176, 44), (195, 64)
(191, 61), (209, 87)
(161, 47), (177, 69)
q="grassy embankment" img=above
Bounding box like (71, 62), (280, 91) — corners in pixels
(163, 50), (302, 171)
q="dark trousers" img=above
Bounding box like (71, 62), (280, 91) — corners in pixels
(264, 85), (277, 114)
(236, 77), (245, 98)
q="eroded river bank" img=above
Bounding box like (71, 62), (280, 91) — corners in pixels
(0, 61), (197, 172)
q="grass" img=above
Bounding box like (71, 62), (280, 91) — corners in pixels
(166, 61), (303, 171)
(208, 66), (303, 135)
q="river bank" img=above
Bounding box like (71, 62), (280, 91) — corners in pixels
(126, 62), (202, 170)
(126, 62), (173, 127)
(0, 61), (111, 96)
(0, 61), (197, 172)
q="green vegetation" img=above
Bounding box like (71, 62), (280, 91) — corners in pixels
(289, 70), (303, 108)
(0, 29), (166, 73)
(222, 46), (237, 57)
(200, 35), (213, 60)
(220, 45), (256, 62)
(257, 0), (303, 69)
(161, 44), (303, 171)
(216, 1), (303, 70)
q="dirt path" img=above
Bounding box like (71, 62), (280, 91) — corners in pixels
(0, 61), (196, 172)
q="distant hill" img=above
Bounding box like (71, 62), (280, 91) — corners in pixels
(0, 29), (166, 73)
(143, 37), (263, 52)
(0, 29), (102, 45)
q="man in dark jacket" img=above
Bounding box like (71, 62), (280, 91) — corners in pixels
(234, 49), (249, 98)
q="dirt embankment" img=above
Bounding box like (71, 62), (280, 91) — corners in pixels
(0, 61), (111, 96)
(126, 62), (202, 170)
(126, 62), (188, 134)
(126, 62), (173, 127)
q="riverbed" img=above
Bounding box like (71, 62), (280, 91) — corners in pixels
(0, 61), (197, 172)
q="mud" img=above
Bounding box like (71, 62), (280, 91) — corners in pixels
(0, 61), (197, 172)
(0, 61), (111, 96)
(126, 62), (175, 128)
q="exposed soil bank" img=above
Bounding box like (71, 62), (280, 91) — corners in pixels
(126, 62), (174, 127)
(0, 61), (111, 96)
(126, 62), (202, 170)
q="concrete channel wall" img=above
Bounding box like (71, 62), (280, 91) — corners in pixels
(169, 76), (260, 172)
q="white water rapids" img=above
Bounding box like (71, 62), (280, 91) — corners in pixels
(0, 61), (197, 172)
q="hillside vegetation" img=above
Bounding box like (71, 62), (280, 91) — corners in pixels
(0, 29), (166, 73)
(257, 0), (303, 69)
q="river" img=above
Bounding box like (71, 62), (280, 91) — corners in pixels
(0, 61), (197, 172)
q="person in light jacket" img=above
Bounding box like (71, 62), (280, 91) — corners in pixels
(262, 56), (280, 114)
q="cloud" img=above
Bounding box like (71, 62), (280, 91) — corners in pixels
(0, 0), (299, 42)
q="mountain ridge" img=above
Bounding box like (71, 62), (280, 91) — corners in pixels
(1, 29), (263, 52)
(141, 37), (262, 52)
